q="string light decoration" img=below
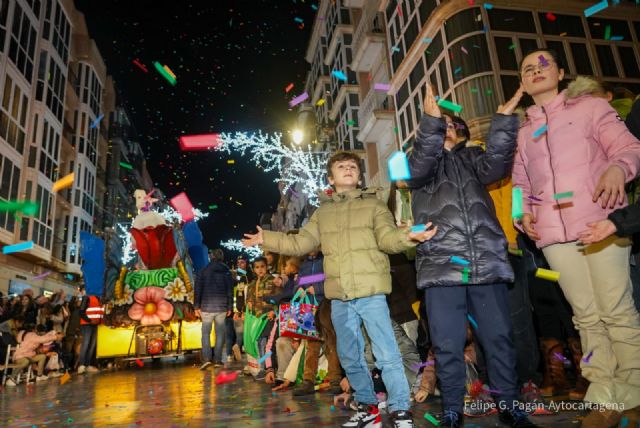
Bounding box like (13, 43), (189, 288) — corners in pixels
(220, 239), (263, 261)
(217, 132), (330, 207)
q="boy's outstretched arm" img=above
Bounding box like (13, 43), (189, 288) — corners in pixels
(373, 201), (437, 253)
(242, 212), (321, 257)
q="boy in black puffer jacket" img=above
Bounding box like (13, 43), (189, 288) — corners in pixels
(408, 85), (537, 428)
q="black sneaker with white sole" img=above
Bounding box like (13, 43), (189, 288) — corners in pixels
(342, 403), (382, 428)
(391, 410), (414, 428)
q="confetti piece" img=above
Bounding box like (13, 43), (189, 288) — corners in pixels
(453, 66), (462, 74)
(119, 162), (133, 170)
(508, 43), (516, 50)
(610, 35), (624, 41)
(411, 224), (427, 233)
(237, 268), (247, 275)
(169, 192), (195, 223)
(215, 370), (240, 385)
(462, 267), (470, 284)
(545, 12), (557, 21)
(289, 92), (309, 108)
(162, 65), (177, 80)
(620, 416), (629, 428)
(391, 46), (400, 52)
(298, 273), (325, 285)
(604, 25), (611, 40)
(461, 46), (469, 55)
(582, 350), (593, 363)
(152, 61), (177, 86)
(374, 83), (391, 91)
(486, 88), (493, 96)
(424, 412), (440, 426)
(311, 4), (318, 10)
(436, 99), (462, 113)
(422, 37), (432, 43)
(330, 405), (336, 412)
(467, 313), (478, 329)
(135, 359), (144, 367)
(52, 172), (74, 192)
(508, 248), (523, 256)
(553, 352), (568, 362)
(235, 201), (243, 206)
(533, 124), (548, 138)
(553, 191), (574, 200)
(0, 200), (38, 216)
(411, 360), (435, 370)
(294, 17), (304, 24)
(468, 0), (475, 5)
(285, 83), (294, 93)
(346, 120), (356, 126)
(536, 268), (560, 282)
(470, 88), (478, 93)
(512, 187), (523, 219)
(483, 3), (493, 9)
(388, 151), (411, 181)
(208, 204), (218, 209)
(538, 55), (550, 67)
(90, 113), (104, 129)
(450, 256), (470, 266)
(3, 241), (34, 254)
(584, 0), (608, 17)
(132, 58), (148, 73)
(331, 70), (347, 81)
(33, 271), (52, 280)
(316, 98), (326, 106)
(176, 308), (184, 319)
(59, 372), (71, 385)
(179, 133), (222, 151)
(559, 32), (567, 36)
(227, 159), (235, 164)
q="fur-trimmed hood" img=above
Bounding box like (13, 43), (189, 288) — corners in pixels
(565, 76), (604, 99)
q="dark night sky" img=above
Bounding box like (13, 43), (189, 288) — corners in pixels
(74, 0), (316, 250)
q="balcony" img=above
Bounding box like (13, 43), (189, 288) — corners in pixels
(357, 88), (394, 143)
(329, 84), (359, 120)
(324, 24), (354, 66)
(351, 12), (385, 72)
(312, 75), (330, 104)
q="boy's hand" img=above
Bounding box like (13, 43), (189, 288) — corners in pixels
(423, 84), (440, 118)
(497, 86), (524, 115)
(242, 226), (264, 247)
(578, 219), (618, 244)
(267, 311), (275, 320)
(408, 222), (438, 242)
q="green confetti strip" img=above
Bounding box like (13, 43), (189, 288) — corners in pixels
(553, 191), (574, 200)
(119, 162), (133, 170)
(424, 412), (440, 426)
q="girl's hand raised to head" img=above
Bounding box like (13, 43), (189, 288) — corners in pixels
(497, 86), (525, 115)
(423, 84), (441, 118)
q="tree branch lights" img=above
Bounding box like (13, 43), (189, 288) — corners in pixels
(156, 206), (209, 224)
(217, 132), (329, 207)
(117, 223), (137, 265)
(220, 239), (263, 261)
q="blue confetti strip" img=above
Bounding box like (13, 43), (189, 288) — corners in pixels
(467, 314), (479, 329)
(450, 255), (470, 266)
(411, 224), (427, 233)
(331, 70), (347, 81)
(3, 241), (34, 254)
(533, 124), (548, 138)
(584, 0), (609, 17)
(258, 351), (272, 364)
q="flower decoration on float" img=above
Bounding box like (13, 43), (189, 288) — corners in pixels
(128, 287), (174, 325)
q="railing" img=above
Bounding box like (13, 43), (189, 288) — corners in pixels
(358, 88), (391, 126)
(352, 6), (383, 57)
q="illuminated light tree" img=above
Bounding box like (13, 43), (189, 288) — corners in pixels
(219, 239), (263, 261)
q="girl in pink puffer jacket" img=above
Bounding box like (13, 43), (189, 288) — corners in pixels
(512, 49), (640, 428)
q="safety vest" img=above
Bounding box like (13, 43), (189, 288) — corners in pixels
(81, 295), (104, 325)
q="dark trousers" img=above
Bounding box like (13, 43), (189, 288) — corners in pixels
(425, 283), (518, 414)
(78, 324), (98, 367)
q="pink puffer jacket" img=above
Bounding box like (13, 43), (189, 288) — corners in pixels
(13, 330), (57, 361)
(512, 86), (640, 248)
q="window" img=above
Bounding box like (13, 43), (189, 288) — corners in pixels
(444, 8), (483, 43)
(414, 92), (422, 126)
(587, 18), (632, 41)
(618, 46), (640, 78)
(424, 31), (443, 69)
(494, 37), (518, 70)
(455, 75), (499, 119)
(0, 0), (9, 52)
(595, 44), (618, 77)
(33, 185), (53, 249)
(570, 43), (593, 75)
(438, 59), (450, 95)
(25, 0), (41, 18)
(544, 40), (569, 74)
(518, 38), (540, 58)
(8, 3), (37, 81)
(396, 81), (409, 109)
(418, 0), (437, 25)
(80, 63), (102, 116)
(490, 9), (536, 33)
(38, 119), (60, 182)
(51, 0), (70, 63)
(539, 13), (585, 37)
(404, 15), (420, 50)
(451, 34), (492, 78)
(35, 50), (47, 101)
(46, 57), (66, 122)
(0, 75), (29, 154)
(634, 21), (640, 42)
(0, 154), (21, 232)
(409, 60), (426, 93)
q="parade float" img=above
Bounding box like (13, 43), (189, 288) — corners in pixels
(92, 189), (212, 363)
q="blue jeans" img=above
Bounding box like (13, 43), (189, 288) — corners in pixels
(201, 312), (227, 363)
(78, 324), (97, 367)
(331, 295), (410, 412)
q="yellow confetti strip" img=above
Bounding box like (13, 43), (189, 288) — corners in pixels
(227, 160), (235, 164)
(316, 99), (325, 106)
(535, 268), (560, 282)
(52, 173), (74, 193)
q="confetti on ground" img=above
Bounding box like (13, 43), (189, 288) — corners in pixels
(424, 411), (440, 426)
(90, 113), (104, 129)
(135, 359), (144, 367)
(59, 372), (71, 385)
(450, 256), (470, 266)
(215, 370), (240, 385)
(582, 350), (594, 363)
(119, 162), (133, 170)
(436, 99), (462, 113)
(533, 124), (548, 138)
(411, 224), (427, 233)
(52, 173), (74, 192)
(584, 0), (608, 17)
(536, 268), (561, 282)
(467, 313), (478, 329)
(289, 92), (309, 107)
(179, 133), (222, 151)
(170, 192), (195, 222)
(374, 83), (391, 91)
(553, 191), (574, 200)
(331, 70), (347, 81)
(298, 273), (325, 285)
(388, 151), (411, 181)
(3, 241), (34, 254)
(512, 187), (523, 219)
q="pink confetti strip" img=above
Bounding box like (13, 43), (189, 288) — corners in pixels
(411, 360), (435, 370)
(289, 92), (309, 108)
(33, 271), (52, 280)
(461, 46), (469, 55)
(179, 134), (222, 151)
(170, 192), (195, 222)
(374, 83), (391, 91)
(298, 273), (325, 285)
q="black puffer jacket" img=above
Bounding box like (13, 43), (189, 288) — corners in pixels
(409, 113), (518, 288)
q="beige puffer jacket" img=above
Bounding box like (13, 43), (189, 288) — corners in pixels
(262, 188), (416, 301)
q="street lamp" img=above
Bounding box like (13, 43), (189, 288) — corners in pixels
(292, 129), (304, 145)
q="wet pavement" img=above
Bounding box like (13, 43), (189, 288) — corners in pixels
(0, 356), (587, 427)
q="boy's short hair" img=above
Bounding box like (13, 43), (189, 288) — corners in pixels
(326, 151), (361, 178)
(252, 256), (268, 266)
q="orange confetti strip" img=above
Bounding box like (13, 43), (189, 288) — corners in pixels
(52, 173), (74, 193)
(163, 65), (177, 80)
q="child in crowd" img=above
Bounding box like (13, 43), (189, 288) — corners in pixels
(6, 324), (62, 386)
(243, 151), (437, 428)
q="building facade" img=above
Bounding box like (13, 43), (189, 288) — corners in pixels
(0, 0), (128, 297)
